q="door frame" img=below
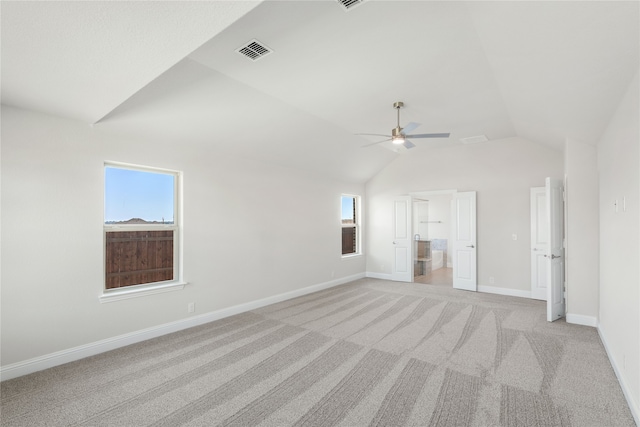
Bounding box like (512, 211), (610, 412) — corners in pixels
(407, 189), (466, 286)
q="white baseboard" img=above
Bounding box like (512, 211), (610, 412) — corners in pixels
(365, 271), (393, 280)
(365, 277), (532, 300)
(597, 325), (640, 426)
(478, 285), (531, 299)
(566, 313), (598, 327)
(0, 273), (364, 382)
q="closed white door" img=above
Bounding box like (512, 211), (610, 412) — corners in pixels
(530, 187), (548, 300)
(391, 196), (412, 282)
(546, 178), (565, 322)
(452, 191), (477, 291)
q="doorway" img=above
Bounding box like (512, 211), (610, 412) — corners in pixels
(392, 191), (477, 291)
(411, 192), (454, 287)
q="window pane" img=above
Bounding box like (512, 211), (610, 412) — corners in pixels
(105, 230), (174, 289)
(341, 195), (357, 255)
(104, 164), (178, 290)
(342, 227), (356, 255)
(341, 196), (355, 225)
(105, 167), (174, 224)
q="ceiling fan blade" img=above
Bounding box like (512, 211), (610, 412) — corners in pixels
(361, 138), (392, 148)
(403, 139), (416, 149)
(405, 132), (450, 139)
(355, 133), (392, 138)
(401, 122), (421, 135)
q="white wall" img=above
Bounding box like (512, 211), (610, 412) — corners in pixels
(412, 200), (429, 240)
(597, 70), (639, 419)
(425, 194), (452, 242)
(564, 139), (599, 324)
(419, 194), (453, 266)
(365, 137), (564, 294)
(0, 105), (365, 368)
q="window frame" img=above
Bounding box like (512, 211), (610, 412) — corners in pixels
(100, 161), (185, 303)
(341, 194), (361, 257)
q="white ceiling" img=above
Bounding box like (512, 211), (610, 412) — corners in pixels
(2, 1), (638, 183)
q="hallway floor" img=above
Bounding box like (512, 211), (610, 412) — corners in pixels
(414, 267), (453, 287)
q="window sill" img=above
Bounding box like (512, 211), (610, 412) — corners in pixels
(99, 281), (187, 303)
(341, 253), (362, 259)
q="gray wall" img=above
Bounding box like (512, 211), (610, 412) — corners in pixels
(1, 105), (365, 367)
(597, 70), (639, 417)
(365, 136), (564, 294)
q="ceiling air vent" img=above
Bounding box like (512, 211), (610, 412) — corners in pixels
(460, 135), (489, 145)
(337, 0), (365, 11)
(236, 39), (272, 61)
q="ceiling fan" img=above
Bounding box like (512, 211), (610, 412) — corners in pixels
(357, 101), (450, 149)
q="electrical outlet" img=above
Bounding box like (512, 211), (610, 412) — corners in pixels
(188, 302), (195, 313)
(512, 234), (517, 241)
(489, 276), (495, 284)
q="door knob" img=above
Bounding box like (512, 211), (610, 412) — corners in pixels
(466, 244), (475, 248)
(392, 241), (397, 245)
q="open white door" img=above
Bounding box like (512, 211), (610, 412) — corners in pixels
(391, 196), (412, 282)
(452, 192), (477, 291)
(530, 187), (548, 300)
(546, 178), (565, 322)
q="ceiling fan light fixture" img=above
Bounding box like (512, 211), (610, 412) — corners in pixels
(391, 126), (404, 144)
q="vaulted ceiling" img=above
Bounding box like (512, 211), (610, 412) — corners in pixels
(2, 1), (638, 183)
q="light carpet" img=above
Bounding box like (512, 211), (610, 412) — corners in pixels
(1, 278), (635, 426)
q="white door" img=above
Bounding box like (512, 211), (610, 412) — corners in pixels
(546, 178), (565, 322)
(452, 191), (477, 291)
(392, 196), (412, 282)
(530, 187), (548, 300)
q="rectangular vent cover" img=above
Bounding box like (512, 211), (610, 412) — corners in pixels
(460, 135), (489, 144)
(236, 39), (272, 61)
(337, 0), (365, 11)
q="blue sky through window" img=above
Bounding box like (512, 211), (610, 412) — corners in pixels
(105, 167), (174, 223)
(341, 196), (355, 222)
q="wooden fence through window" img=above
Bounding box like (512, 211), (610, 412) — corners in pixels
(342, 227), (356, 255)
(105, 230), (174, 289)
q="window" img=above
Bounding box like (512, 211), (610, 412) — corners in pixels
(104, 163), (180, 293)
(341, 195), (359, 255)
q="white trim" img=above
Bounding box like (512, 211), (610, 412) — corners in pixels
(341, 253), (363, 259)
(598, 324), (640, 426)
(566, 313), (597, 327)
(478, 285), (531, 299)
(366, 271), (394, 280)
(409, 189), (458, 197)
(99, 281), (187, 303)
(0, 273), (364, 382)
